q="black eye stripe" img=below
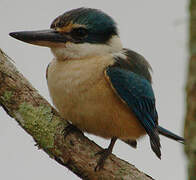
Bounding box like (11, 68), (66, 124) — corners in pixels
(71, 27), (88, 38)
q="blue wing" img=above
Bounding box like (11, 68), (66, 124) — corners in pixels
(105, 66), (161, 158)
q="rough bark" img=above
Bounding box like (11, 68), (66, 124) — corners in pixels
(184, 0), (196, 179)
(0, 48), (154, 180)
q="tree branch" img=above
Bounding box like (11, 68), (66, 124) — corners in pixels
(0, 48), (154, 180)
(184, 0), (196, 179)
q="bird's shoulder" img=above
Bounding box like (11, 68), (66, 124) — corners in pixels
(105, 48), (155, 101)
(111, 48), (152, 83)
(105, 48), (156, 108)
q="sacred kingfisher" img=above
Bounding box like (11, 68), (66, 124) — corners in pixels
(9, 7), (184, 171)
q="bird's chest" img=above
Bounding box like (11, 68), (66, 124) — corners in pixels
(46, 57), (145, 139)
(47, 57), (113, 118)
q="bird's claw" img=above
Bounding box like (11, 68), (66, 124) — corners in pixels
(94, 148), (112, 171)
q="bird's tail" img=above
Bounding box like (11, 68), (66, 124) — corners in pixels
(158, 126), (184, 144)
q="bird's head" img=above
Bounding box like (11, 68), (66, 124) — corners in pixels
(10, 8), (123, 60)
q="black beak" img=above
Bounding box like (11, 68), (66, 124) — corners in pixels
(9, 29), (69, 47)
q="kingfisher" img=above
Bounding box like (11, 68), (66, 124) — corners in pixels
(9, 7), (184, 171)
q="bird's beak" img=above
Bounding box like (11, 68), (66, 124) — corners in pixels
(9, 29), (69, 47)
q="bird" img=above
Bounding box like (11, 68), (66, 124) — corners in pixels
(9, 7), (184, 171)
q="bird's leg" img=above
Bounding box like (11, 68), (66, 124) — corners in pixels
(62, 123), (83, 139)
(95, 137), (117, 171)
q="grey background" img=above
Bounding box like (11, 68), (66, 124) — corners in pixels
(0, 0), (187, 179)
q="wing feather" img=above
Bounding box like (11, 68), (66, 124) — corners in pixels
(105, 65), (161, 158)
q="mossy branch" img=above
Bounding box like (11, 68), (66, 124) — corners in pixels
(0, 48), (153, 180)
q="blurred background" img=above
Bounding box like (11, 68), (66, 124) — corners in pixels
(0, 0), (187, 179)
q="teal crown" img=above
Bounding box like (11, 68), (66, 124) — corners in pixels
(51, 8), (118, 44)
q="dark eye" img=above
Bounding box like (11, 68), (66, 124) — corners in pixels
(71, 27), (88, 38)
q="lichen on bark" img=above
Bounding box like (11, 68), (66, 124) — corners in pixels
(17, 103), (61, 148)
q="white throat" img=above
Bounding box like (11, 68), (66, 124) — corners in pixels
(50, 35), (123, 60)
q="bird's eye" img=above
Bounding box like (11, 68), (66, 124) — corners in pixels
(71, 27), (88, 38)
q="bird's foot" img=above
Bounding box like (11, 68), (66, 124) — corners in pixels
(94, 148), (112, 171)
(94, 137), (117, 171)
(62, 123), (83, 139)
